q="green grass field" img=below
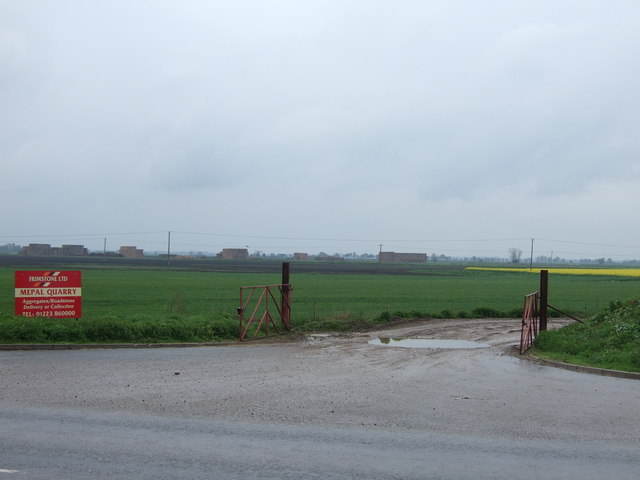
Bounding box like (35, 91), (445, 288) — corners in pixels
(1, 262), (640, 343)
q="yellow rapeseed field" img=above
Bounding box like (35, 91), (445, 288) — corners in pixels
(467, 267), (640, 277)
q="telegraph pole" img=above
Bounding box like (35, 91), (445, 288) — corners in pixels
(529, 238), (534, 271)
(167, 231), (171, 270)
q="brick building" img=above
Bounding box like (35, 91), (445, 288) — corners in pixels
(119, 246), (144, 258)
(61, 245), (88, 256)
(217, 248), (249, 260)
(19, 243), (88, 256)
(19, 243), (53, 256)
(379, 252), (428, 263)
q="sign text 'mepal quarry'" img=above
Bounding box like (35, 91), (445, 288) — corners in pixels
(15, 271), (82, 318)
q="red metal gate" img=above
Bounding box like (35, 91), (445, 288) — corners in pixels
(520, 292), (539, 354)
(238, 284), (292, 341)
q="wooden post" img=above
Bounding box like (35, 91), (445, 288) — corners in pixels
(540, 269), (548, 331)
(281, 262), (290, 327)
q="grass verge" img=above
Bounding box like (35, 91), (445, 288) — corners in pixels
(533, 298), (640, 373)
(0, 313), (239, 344)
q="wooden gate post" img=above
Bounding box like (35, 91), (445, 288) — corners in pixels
(281, 262), (290, 326)
(540, 269), (548, 331)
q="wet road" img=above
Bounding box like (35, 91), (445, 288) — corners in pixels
(1, 320), (639, 479)
(1, 404), (638, 480)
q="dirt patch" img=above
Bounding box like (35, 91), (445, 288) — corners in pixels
(300, 316), (572, 351)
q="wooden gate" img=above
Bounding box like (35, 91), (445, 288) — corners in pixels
(238, 283), (292, 341)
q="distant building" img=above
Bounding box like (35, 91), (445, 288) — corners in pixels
(293, 253), (309, 261)
(19, 243), (53, 256)
(18, 243), (89, 257)
(217, 248), (249, 260)
(379, 252), (428, 263)
(119, 246), (144, 258)
(89, 251), (122, 257)
(19, 243), (87, 256)
(62, 245), (88, 256)
(315, 254), (344, 262)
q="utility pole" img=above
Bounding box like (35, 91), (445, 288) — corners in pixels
(529, 238), (534, 271)
(379, 244), (383, 263)
(167, 231), (171, 270)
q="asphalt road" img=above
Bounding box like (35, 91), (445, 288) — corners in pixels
(1, 405), (638, 480)
(1, 320), (638, 479)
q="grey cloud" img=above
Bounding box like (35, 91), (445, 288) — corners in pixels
(2, 1), (640, 257)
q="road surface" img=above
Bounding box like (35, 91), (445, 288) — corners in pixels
(1, 319), (638, 479)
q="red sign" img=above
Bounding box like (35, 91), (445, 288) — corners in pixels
(15, 271), (82, 318)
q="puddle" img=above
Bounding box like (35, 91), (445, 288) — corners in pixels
(307, 333), (331, 341)
(368, 338), (491, 349)
(306, 334), (332, 343)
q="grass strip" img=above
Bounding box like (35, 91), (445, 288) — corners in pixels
(533, 298), (640, 373)
(0, 313), (239, 344)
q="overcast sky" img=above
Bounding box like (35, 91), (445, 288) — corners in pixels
(2, 1), (639, 259)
